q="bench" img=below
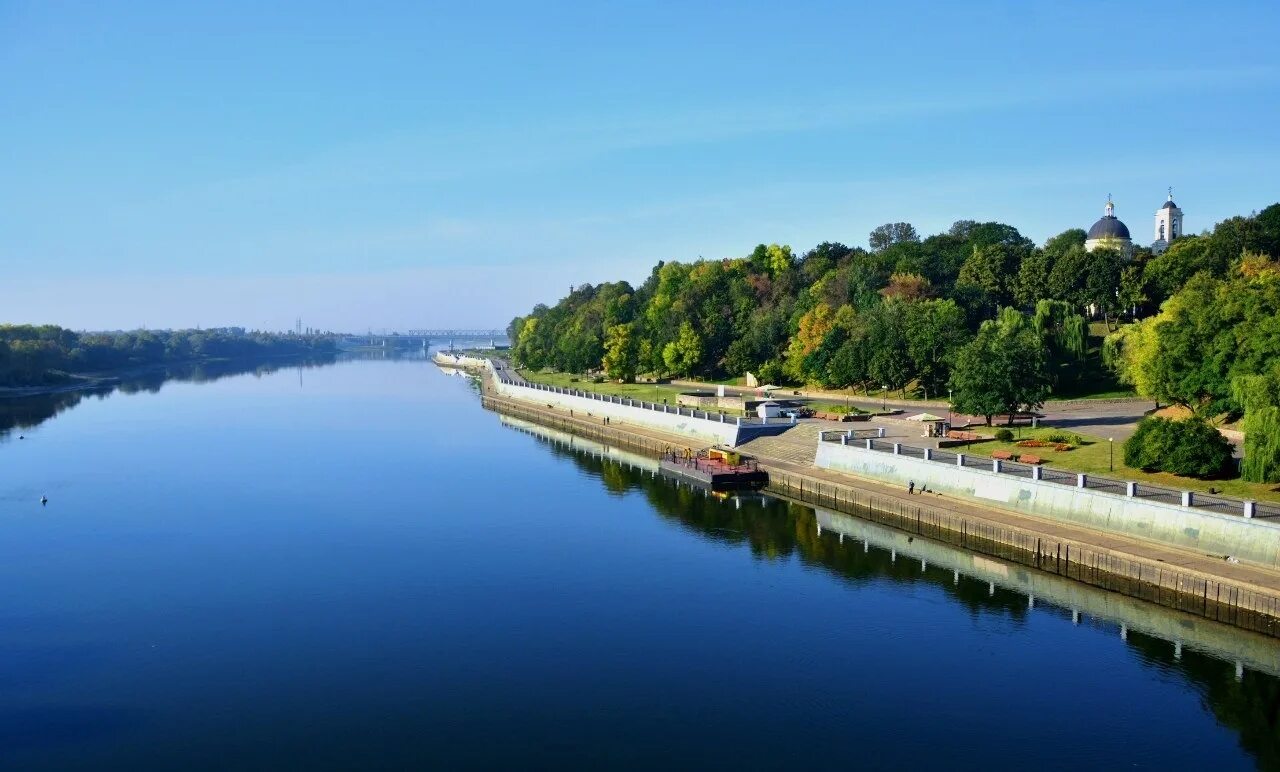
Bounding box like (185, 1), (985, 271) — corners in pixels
(1018, 454), (1043, 465)
(991, 450), (1014, 461)
(946, 430), (980, 441)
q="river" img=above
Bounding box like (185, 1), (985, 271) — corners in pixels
(2, 355), (1277, 770)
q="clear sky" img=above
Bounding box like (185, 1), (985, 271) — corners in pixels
(2, 1), (1278, 332)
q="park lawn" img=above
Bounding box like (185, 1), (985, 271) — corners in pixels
(518, 370), (691, 401)
(961, 427), (1280, 505)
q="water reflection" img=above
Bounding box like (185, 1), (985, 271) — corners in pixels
(0, 356), (337, 440)
(504, 414), (1280, 768)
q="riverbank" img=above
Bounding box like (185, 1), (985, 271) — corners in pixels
(477, 372), (1280, 636)
(0, 352), (334, 399)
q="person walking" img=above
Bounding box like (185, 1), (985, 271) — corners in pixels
(908, 480), (915, 495)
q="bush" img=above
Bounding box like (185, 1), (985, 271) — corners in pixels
(994, 428), (1014, 442)
(1044, 430), (1083, 445)
(1123, 417), (1234, 478)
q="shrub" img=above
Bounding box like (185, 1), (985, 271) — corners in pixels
(1123, 417), (1234, 478)
(1044, 430), (1084, 445)
(994, 428), (1014, 442)
(591, 375), (605, 384)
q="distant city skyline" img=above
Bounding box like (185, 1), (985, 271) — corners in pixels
(3, 1), (1279, 331)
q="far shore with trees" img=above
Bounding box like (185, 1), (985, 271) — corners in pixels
(508, 202), (1280, 486)
(0, 325), (337, 394)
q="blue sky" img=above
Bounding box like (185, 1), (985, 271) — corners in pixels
(2, 1), (1278, 331)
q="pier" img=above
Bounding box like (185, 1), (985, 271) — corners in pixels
(658, 448), (767, 490)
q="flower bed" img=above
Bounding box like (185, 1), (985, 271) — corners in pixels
(1015, 439), (1073, 451)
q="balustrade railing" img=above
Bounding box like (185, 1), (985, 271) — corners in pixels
(817, 432), (1275, 521)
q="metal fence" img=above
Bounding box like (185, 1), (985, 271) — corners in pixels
(818, 430), (1280, 520)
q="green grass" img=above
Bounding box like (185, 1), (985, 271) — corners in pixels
(961, 427), (1280, 504)
(518, 370), (692, 401)
(806, 400), (869, 414)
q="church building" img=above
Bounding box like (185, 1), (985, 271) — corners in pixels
(1084, 190), (1186, 256)
(1151, 189), (1183, 255)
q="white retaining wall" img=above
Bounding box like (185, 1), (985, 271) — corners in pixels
(488, 367), (745, 447)
(815, 440), (1280, 568)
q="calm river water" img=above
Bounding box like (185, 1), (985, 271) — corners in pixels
(2, 355), (1278, 770)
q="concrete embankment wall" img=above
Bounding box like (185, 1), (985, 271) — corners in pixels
(486, 364), (790, 448)
(815, 441), (1280, 568)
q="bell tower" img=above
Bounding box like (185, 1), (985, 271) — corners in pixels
(1152, 187), (1183, 255)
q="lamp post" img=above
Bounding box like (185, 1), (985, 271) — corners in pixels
(1109, 437), (1114, 472)
(882, 385), (888, 413)
(948, 388), (953, 427)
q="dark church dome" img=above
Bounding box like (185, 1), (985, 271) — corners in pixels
(1162, 199), (1178, 210)
(1087, 216), (1131, 240)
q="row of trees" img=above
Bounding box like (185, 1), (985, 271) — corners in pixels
(1105, 248), (1280, 482)
(509, 202), (1280, 472)
(0, 325), (337, 387)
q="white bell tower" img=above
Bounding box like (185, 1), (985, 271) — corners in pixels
(1152, 187), (1183, 255)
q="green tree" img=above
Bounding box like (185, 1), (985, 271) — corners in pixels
(1123, 417), (1233, 478)
(956, 243), (1020, 316)
(662, 322), (703, 377)
(949, 311), (1050, 425)
(1233, 367), (1280, 483)
(904, 299), (967, 399)
(601, 323), (639, 381)
(869, 222), (919, 251)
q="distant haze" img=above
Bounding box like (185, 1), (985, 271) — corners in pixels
(2, 2), (1279, 331)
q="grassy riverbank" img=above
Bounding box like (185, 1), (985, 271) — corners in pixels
(518, 370), (695, 402)
(960, 427), (1280, 504)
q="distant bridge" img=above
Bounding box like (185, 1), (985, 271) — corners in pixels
(337, 329), (509, 351)
(406, 329), (506, 338)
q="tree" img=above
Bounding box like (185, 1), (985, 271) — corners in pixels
(784, 303), (835, 381)
(1110, 268), (1280, 414)
(601, 323), (639, 381)
(1234, 367), (1280, 483)
(869, 222), (919, 251)
(879, 272), (934, 301)
(904, 299), (967, 399)
(1123, 417), (1233, 478)
(956, 243), (1019, 315)
(661, 322), (703, 377)
(949, 311), (1050, 424)
(1142, 235), (1218, 304)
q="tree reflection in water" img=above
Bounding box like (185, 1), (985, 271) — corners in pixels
(525, 426), (1280, 768)
(0, 356), (337, 440)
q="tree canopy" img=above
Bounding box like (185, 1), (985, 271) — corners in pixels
(507, 203), (1279, 417)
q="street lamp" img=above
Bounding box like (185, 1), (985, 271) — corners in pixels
(882, 385), (888, 413)
(1109, 437), (1114, 472)
(948, 388), (953, 427)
